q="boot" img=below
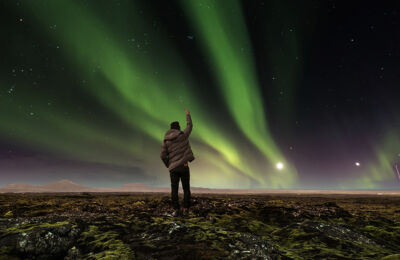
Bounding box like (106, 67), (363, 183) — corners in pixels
(182, 207), (190, 217)
(173, 208), (181, 217)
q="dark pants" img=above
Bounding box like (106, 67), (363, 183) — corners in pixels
(169, 164), (191, 209)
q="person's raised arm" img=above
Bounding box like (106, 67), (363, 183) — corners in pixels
(183, 109), (192, 137)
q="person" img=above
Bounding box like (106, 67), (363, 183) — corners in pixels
(160, 109), (195, 217)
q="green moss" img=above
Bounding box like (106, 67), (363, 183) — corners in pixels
(150, 216), (167, 224)
(132, 201), (145, 207)
(184, 216), (204, 224)
(0, 246), (11, 254)
(114, 223), (127, 228)
(382, 254), (400, 260)
(362, 225), (400, 249)
(210, 240), (225, 251)
(273, 224), (393, 259)
(78, 225), (134, 259)
(0, 246), (19, 260)
(4, 221), (69, 234)
(25, 208), (54, 217)
(3, 211), (13, 218)
(314, 247), (350, 258)
(363, 225), (397, 236)
(208, 213), (251, 232)
(0, 255), (19, 260)
(248, 219), (274, 235)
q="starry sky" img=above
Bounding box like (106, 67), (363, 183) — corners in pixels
(1, 0), (400, 189)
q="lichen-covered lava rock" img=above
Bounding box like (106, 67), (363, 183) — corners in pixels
(0, 193), (399, 259)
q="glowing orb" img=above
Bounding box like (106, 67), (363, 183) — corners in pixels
(355, 162), (360, 166)
(276, 162), (284, 170)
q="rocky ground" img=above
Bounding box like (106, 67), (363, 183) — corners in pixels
(0, 193), (400, 259)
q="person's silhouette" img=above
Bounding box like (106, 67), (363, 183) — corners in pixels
(160, 109), (194, 217)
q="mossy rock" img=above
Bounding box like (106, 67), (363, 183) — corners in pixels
(0, 246), (19, 260)
(78, 225), (134, 259)
(3, 221), (70, 235)
(132, 201), (145, 207)
(362, 225), (400, 249)
(382, 254), (400, 260)
(0, 220), (79, 260)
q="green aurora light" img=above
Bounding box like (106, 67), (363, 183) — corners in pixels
(0, 0), (397, 189)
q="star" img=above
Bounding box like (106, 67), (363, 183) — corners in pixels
(8, 86), (15, 94)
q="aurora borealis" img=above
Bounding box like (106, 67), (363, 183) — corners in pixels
(1, 0), (400, 189)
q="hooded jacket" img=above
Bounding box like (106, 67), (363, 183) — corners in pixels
(160, 114), (195, 171)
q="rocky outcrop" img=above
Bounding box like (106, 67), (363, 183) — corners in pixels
(0, 221), (81, 259)
(0, 193), (399, 259)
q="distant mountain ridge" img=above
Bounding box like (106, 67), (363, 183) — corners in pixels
(0, 179), (399, 194)
(0, 180), (96, 193)
(0, 179), (152, 193)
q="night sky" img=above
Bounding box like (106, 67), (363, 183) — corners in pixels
(1, 0), (400, 189)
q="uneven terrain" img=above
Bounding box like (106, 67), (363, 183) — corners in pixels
(0, 193), (400, 259)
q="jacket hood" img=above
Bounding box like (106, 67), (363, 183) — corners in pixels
(164, 129), (183, 141)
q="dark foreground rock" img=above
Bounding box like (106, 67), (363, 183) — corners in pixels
(0, 193), (399, 259)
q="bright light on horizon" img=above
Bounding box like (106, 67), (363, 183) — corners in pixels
(276, 162), (284, 170)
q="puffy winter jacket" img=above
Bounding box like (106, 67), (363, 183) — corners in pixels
(160, 114), (195, 171)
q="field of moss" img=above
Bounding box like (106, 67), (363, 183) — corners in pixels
(0, 193), (399, 259)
